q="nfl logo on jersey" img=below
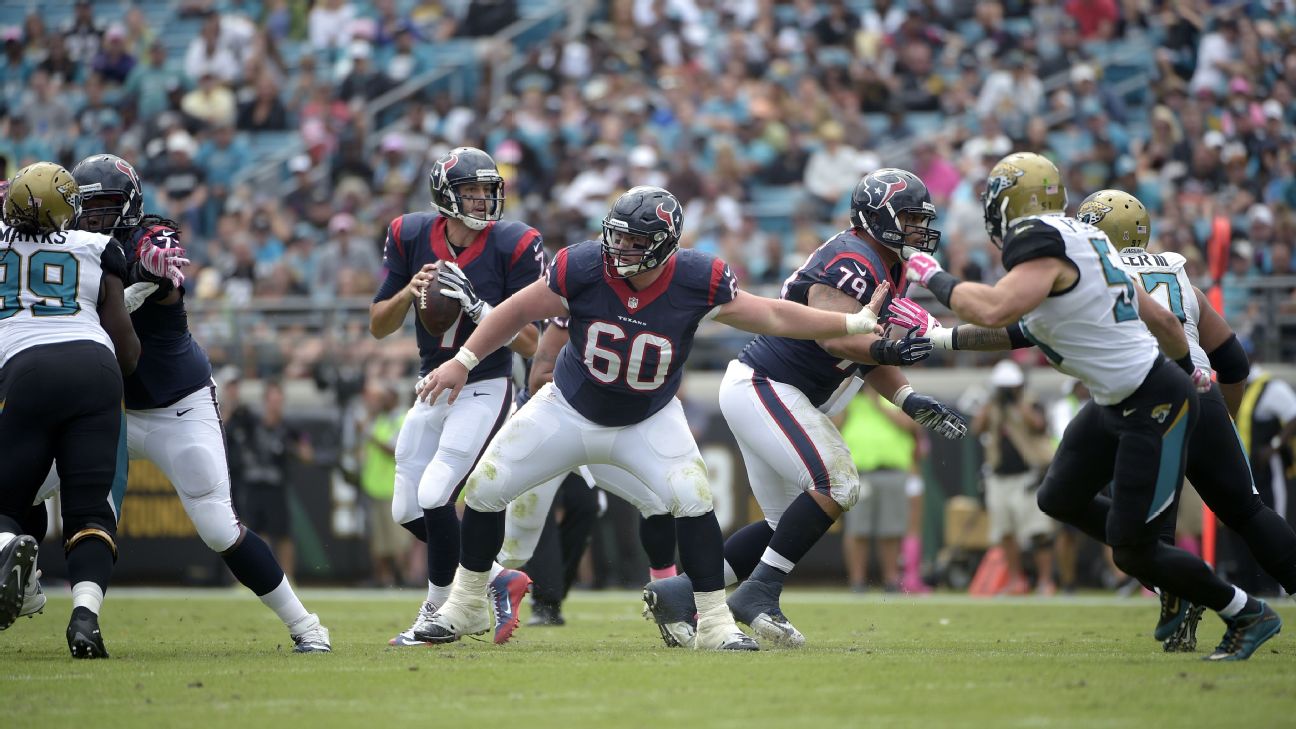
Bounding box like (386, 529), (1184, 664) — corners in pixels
(628, 296), (639, 309)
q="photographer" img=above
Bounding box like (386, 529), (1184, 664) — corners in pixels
(973, 361), (1057, 596)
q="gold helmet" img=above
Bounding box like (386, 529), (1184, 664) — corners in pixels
(1077, 189), (1150, 249)
(3, 162), (83, 236)
(982, 152), (1067, 247)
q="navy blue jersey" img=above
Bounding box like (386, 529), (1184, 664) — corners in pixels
(373, 212), (544, 380)
(739, 228), (902, 407)
(547, 241), (738, 426)
(122, 221), (213, 410)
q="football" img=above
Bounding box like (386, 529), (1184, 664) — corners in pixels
(416, 274), (460, 335)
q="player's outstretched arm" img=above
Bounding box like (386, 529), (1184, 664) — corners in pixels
(713, 282), (888, 339)
(98, 273), (141, 375)
(888, 297), (1033, 352)
(807, 285), (931, 366)
(864, 366), (967, 440)
(905, 253), (1059, 329)
(418, 279), (567, 404)
(369, 263), (436, 338)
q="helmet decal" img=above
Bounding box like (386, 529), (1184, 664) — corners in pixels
(655, 200), (678, 237)
(1076, 200), (1112, 226)
(863, 172), (909, 210)
(114, 158), (139, 187)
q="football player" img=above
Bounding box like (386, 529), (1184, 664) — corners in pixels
(414, 185), (889, 650)
(900, 152), (1282, 661)
(0, 162), (139, 657)
(31, 154), (332, 653)
(643, 169), (966, 649)
(370, 146), (541, 646)
(1082, 190), (1296, 650)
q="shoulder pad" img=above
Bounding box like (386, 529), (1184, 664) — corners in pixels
(1002, 218), (1067, 272)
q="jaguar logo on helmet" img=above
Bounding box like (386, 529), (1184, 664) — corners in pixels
(985, 163), (1024, 201)
(1076, 200), (1113, 226)
(863, 172), (909, 210)
(56, 180), (82, 214)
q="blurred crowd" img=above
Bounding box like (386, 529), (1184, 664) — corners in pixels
(1, 0), (1295, 381)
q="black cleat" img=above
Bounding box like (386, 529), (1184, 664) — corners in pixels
(1154, 592), (1190, 642)
(1205, 601), (1282, 662)
(526, 600), (565, 627)
(0, 534), (38, 631)
(1163, 604), (1205, 652)
(67, 607), (109, 659)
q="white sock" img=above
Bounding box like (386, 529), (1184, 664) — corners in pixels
(427, 581), (451, 608)
(0, 532), (15, 550)
(258, 577), (310, 628)
(71, 582), (104, 614)
(1219, 586), (1249, 618)
(448, 565), (490, 604)
(722, 559), (738, 587)
(488, 562), (505, 581)
(759, 547), (795, 573)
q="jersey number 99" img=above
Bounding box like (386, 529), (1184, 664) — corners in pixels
(0, 250), (82, 320)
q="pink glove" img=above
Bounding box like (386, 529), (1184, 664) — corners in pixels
(904, 253), (944, 287)
(1190, 367), (1213, 394)
(887, 297), (942, 336)
(138, 240), (189, 288)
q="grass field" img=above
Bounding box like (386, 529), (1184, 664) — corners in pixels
(4, 589), (1294, 728)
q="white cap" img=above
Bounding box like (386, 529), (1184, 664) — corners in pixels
(989, 360), (1025, 388)
(1263, 99), (1284, 120)
(1070, 64), (1095, 84)
(288, 154), (311, 173)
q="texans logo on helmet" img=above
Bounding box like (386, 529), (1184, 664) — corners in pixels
(864, 173), (909, 210)
(115, 159), (140, 187)
(655, 200), (679, 237)
(433, 153), (460, 186)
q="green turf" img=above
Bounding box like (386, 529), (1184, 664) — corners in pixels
(4, 590), (1294, 728)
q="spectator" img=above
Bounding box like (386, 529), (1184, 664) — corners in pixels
(338, 41), (391, 103)
(1189, 16), (1240, 96)
(1063, 0), (1119, 41)
(801, 120), (866, 219)
(357, 383), (410, 587)
(92, 25), (136, 85)
(308, 0), (357, 52)
(185, 11), (239, 84)
(181, 72), (238, 130)
(237, 72), (289, 132)
(62, 0), (103, 65)
(973, 360), (1058, 596)
(152, 131), (209, 235)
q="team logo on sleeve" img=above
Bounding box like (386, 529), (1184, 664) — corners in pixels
(1076, 200), (1112, 226)
(862, 171), (909, 209)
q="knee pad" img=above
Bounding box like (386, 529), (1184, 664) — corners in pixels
(417, 459), (462, 510)
(666, 458), (714, 518)
(189, 498), (241, 552)
(463, 456), (512, 513)
(831, 474), (861, 512)
(65, 523), (118, 561)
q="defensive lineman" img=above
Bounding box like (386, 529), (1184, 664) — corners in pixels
(901, 152), (1281, 661)
(644, 169), (966, 649)
(0, 162), (139, 657)
(415, 185), (888, 650)
(370, 147), (539, 645)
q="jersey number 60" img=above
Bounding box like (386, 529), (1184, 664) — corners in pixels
(583, 322), (673, 392)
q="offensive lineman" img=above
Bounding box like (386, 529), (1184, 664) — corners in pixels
(0, 162), (139, 657)
(643, 169), (967, 649)
(414, 185), (889, 650)
(900, 152), (1281, 661)
(370, 146), (540, 646)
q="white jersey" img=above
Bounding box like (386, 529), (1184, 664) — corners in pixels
(1004, 215), (1159, 406)
(0, 223), (127, 368)
(1118, 248), (1209, 372)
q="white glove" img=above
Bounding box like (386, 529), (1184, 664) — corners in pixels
(437, 261), (490, 322)
(123, 282), (159, 313)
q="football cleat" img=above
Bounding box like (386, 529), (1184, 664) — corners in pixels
(19, 568), (46, 619)
(527, 599), (565, 627)
(414, 596), (491, 644)
(0, 534), (38, 631)
(1164, 604), (1205, 652)
(66, 606), (109, 659)
(290, 613), (332, 653)
(390, 601), (439, 646)
(1204, 601), (1282, 661)
(488, 568), (531, 645)
(642, 575), (698, 648)
(1154, 591), (1190, 642)
(727, 578), (805, 648)
(695, 613), (759, 651)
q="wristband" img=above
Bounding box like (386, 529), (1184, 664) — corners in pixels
(454, 347), (480, 371)
(929, 327), (954, 350)
(890, 384), (914, 407)
(1174, 353), (1195, 376)
(927, 271), (961, 308)
(1006, 323), (1032, 350)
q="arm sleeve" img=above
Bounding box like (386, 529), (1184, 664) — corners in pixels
(505, 228), (545, 295)
(1001, 220), (1068, 272)
(100, 238), (129, 280)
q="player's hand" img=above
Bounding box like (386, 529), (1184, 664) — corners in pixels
(904, 253), (943, 287)
(887, 297), (955, 349)
(1190, 367), (1213, 394)
(438, 261), (488, 322)
(900, 392), (969, 439)
(138, 240), (189, 288)
(869, 335), (933, 366)
(845, 281), (890, 335)
(123, 282), (159, 313)
(407, 263), (437, 301)
(417, 361), (469, 404)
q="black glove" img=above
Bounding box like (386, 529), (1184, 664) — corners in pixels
(900, 392), (969, 440)
(869, 335), (933, 366)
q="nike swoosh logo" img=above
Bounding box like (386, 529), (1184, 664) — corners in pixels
(177, 408), (194, 417)
(1123, 408), (1136, 417)
(472, 392), (490, 397)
